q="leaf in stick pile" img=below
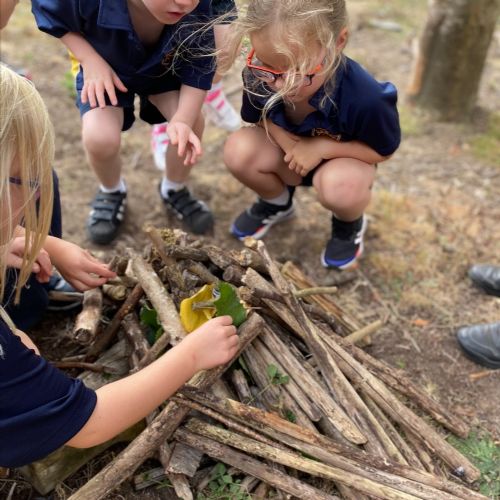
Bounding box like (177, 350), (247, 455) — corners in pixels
(214, 282), (247, 327)
(179, 284), (217, 333)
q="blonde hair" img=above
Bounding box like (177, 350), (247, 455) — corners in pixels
(225, 0), (348, 115)
(0, 64), (54, 304)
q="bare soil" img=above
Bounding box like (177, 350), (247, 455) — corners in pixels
(1, 0), (499, 498)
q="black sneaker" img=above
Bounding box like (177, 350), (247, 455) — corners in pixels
(87, 190), (127, 245)
(47, 275), (83, 312)
(161, 186), (214, 234)
(321, 215), (367, 269)
(230, 196), (295, 240)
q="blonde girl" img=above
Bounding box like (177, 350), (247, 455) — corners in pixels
(0, 65), (239, 467)
(224, 0), (400, 269)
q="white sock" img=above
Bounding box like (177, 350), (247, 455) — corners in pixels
(209, 80), (223, 93)
(161, 176), (185, 199)
(262, 188), (290, 206)
(100, 178), (127, 194)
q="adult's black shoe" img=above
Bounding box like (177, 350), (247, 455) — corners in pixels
(468, 264), (500, 297)
(456, 322), (500, 369)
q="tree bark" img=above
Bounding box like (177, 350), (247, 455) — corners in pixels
(407, 0), (500, 120)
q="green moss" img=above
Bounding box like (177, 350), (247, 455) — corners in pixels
(447, 432), (500, 497)
(470, 113), (500, 166)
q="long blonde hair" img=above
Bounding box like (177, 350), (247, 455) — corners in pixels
(0, 64), (54, 304)
(225, 0), (348, 115)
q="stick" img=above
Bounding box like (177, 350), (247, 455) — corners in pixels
(176, 428), (339, 500)
(344, 319), (384, 345)
(68, 313), (265, 500)
(52, 361), (115, 374)
(72, 288), (102, 345)
(85, 283), (144, 361)
(294, 286), (338, 298)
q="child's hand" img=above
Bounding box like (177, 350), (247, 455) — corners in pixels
(284, 138), (324, 177)
(6, 236), (52, 283)
(181, 316), (239, 371)
(48, 239), (116, 291)
(167, 121), (202, 166)
(81, 54), (128, 109)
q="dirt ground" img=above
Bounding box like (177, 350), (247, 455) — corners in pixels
(1, 0), (499, 497)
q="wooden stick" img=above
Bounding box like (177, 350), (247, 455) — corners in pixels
(345, 319), (384, 345)
(72, 288), (103, 345)
(320, 334), (480, 482)
(230, 369), (253, 404)
(176, 389), (486, 500)
(131, 252), (186, 347)
(68, 313), (265, 500)
(85, 283), (144, 361)
(52, 361), (115, 373)
(281, 261), (360, 333)
(184, 420), (437, 500)
(176, 428), (339, 500)
(327, 329), (470, 438)
(242, 343), (317, 431)
(294, 286), (338, 298)
(253, 337), (322, 422)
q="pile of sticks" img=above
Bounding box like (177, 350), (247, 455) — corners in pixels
(65, 227), (484, 500)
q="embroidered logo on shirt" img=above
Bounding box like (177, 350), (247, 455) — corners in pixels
(311, 128), (342, 141)
(0, 344), (5, 360)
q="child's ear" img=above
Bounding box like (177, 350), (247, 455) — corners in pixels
(336, 28), (349, 51)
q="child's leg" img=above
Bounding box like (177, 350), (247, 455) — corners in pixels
(224, 126), (301, 239)
(203, 23), (240, 132)
(81, 106), (127, 244)
(313, 158), (376, 269)
(81, 107), (124, 190)
(147, 91), (213, 235)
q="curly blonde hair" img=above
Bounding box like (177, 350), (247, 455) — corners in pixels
(0, 64), (54, 304)
(224, 0), (348, 114)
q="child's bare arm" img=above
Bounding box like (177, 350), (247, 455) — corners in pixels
(66, 316), (239, 448)
(168, 84), (207, 165)
(286, 136), (390, 177)
(61, 32), (127, 108)
(264, 119), (300, 155)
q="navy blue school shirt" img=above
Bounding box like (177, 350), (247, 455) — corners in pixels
(241, 57), (401, 157)
(31, 0), (216, 92)
(0, 317), (97, 467)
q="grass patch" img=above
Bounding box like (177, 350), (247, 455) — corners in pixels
(447, 433), (500, 498)
(399, 104), (426, 137)
(470, 113), (500, 166)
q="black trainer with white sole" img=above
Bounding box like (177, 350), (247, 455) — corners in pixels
(321, 214), (367, 269)
(87, 190), (127, 245)
(161, 186), (214, 234)
(230, 197), (295, 240)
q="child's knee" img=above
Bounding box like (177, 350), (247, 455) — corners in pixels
(82, 126), (121, 159)
(315, 171), (372, 211)
(223, 131), (256, 172)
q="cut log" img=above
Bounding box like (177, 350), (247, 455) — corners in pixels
(67, 313), (265, 500)
(166, 442), (204, 478)
(72, 288), (103, 345)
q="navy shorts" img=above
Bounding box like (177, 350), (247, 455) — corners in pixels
(76, 73), (182, 131)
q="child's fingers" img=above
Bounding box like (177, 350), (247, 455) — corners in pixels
(112, 73), (128, 93)
(95, 81), (106, 108)
(8, 254), (24, 270)
(284, 151), (291, 163)
(189, 133), (202, 156)
(176, 131), (187, 157)
(104, 80), (118, 106)
(87, 82), (97, 108)
(168, 125), (178, 145)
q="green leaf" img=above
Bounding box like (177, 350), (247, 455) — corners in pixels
(213, 282), (247, 327)
(140, 305), (160, 329)
(284, 409), (297, 423)
(222, 474), (233, 484)
(267, 363), (278, 380)
(214, 462), (226, 476)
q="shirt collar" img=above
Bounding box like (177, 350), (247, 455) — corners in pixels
(97, 0), (133, 31)
(308, 57), (347, 116)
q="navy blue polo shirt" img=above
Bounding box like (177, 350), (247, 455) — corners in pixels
(241, 57), (401, 157)
(0, 317), (97, 467)
(31, 0), (216, 92)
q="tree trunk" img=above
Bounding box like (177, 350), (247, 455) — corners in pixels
(407, 0), (500, 120)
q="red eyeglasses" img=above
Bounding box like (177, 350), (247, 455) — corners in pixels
(9, 176), (41, 200)
(246, 48), (324, 87)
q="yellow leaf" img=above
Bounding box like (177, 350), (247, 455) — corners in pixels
(180, 284), (217, 333)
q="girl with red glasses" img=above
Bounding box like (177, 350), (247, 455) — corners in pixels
(223, 0), (401, 269)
